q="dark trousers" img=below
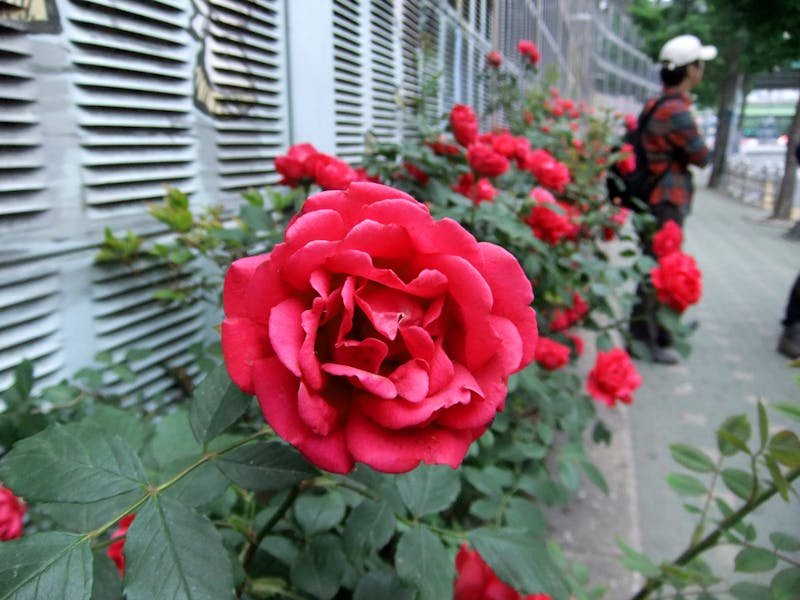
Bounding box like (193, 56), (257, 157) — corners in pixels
(783, 272), (800, 327)
(630, 201), (687, 345)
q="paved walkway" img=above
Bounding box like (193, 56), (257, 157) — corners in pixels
(546, 177), (800, 598)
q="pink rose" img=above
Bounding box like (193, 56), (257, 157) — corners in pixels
(0, 485), (25, 541)
(652, 220), (683, 258)
(587, 348), (642, 407)
(651, 251), (702, 313)
(274, 143), (319, 187)
(450, 104), (479, 148)
(222, 182), (538, 474)
(466, 144), (510, 178)
(534, 336), (571, 370)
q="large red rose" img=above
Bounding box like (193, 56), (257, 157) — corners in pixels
(450, 104), (479, 148)
(454, 544), (552, 600)
(534, 336), (571, 371)
(107, 514), (135, 576)
(467, 144), (510, 178)
(651, 251), (702, 313)
(274, 143), (319, 187)
(222, 182), (538, 474)
(0, 485), (25, 541)
(587, 348), (642, 407)
(652, 220), (683, 259)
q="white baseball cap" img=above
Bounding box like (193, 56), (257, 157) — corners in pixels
(659, 35), (717, 69)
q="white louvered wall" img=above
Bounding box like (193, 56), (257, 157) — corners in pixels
(0, 0), (648, 397)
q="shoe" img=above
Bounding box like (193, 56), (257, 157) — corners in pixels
(778, 323), (800, 359)
(649, 345), (679, 365)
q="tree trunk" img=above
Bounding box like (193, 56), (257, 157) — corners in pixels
(772, 91), (800, 220)
(708, 65), (743, 188)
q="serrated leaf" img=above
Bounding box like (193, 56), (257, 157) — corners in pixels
(729, 581), (772, 600)
(123, 495), (235, 600)
(0, 423), (147, 503)
(343, 500), (396, 562)
(768, 430), (800, 468)
(0, 532), (92, 600)
(189, 364), (252, 444)
(39, 490), (143, 532)
(617, 538), (661, 578)
(666, 473), (708, 497)
(721, 468), (755, 500)
(289, 534), (346, 600)
(734, 547), (777, 573)
(353, 571), (414, 600)
(395, 526), (454, 600)
(469, 528), (571, 598)
(91, 549), (123, 600)
(717, 415), (751, 456)
(670, 444), (715, 473)
(83, 405), (152, 452)
(503, 497), (548, 536)
(396, 463), (461, 517)
(293, 491), (346, 536)
(770, 532), (800, 552)
(214, 441), (316, 491)
(771, 567), (800, 600)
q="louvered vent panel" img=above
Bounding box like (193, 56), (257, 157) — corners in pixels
(399, 0), (421, 140)
(0, 23), (47, 220)
(441, 19), (456, 110)
(67, 0), (195, 216)
(368, 0), (397, 141)
(419, 2), (441, 123)
(201, 0), (287, 196)
(91, 261), (206, 403)
(333, 0), (364, 162)
(0, 262), (63, 391)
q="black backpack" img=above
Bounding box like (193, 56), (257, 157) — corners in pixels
(608, 95), (678, 211)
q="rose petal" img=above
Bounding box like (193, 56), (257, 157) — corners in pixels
(356, 391), (439, 429)
(223, 254), (271, 318)
(346, 410), (480, 473)
(332, 337), (388, 373)
(221, 317), (271, 394)
(389, 359), (429, 402)
(299, 302), (325, 390)
(321, 363), (397, 399)
(399, 325), (435, 362)
(297, 382), (347, 436)
(269, 298), (306, 377)
(428, 344), (455, 395)
(285, 208), (347, 248)
(354, 285), (424, 340)
(436, 392), (497, 429)
(339, 220), (413, 259)
(284, 240), (338, 291)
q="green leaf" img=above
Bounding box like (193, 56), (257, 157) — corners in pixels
(580, 460), (609, 495)
(353, 571), (414, 600)
(189, 364), (252, 444)
(0, 423), (147, 503)
(721, 468), (755, 500)
(293, 490), (346, 536)
(765, 455), (790, 501)
(83, 405), (152, 452)
(395, 526), (454, 600)
(669, 443), (716, 473)
(617, 538), (661, 578)
(734, 547), (777, 573)
(771, 402), (800, 422)
(503, 497), (548, 536)
(396, 463), (461, 518)
(771, 567), (800, 600)
(469, 528), (571, 598)
(717, 415), (751, 456)
(463, 465), (513, 497)
(343, 500), (396, 562)
(123, 495), (235, 600)
(39, 491), (143, 533)
(768, 430), (800, 468)
(290, 534), (346, 600)
(666, 473), (708, 497)
(214, 441), (317, 491)
(770, 532), (800, 552)
(0, 532), (92, 600)
(729, 582), (772, 600)
(3, 360), (34, 409)
(91, 550), (123, 600)
(757, 401), (769, 450)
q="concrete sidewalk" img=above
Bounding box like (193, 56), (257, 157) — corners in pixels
(545, 179), (800, 598)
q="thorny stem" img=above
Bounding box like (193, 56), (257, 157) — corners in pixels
(630, 466), (800, 600)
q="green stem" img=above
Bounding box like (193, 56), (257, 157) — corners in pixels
(630, 466), (800, 600)
(689, 458), (723, 546)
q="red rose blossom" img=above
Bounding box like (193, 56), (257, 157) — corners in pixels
(0, 485), (25, 541)
(467, 144), (510, 178)
(454, 544), (552, 600)
(587, 348), (642, 407)
(534, 336), (571, 370)
(222, 182), (538, 474)
(651, 251), (702, 313)
(525, 187), (579, 245)
(427, 135), (461, 156)
(307, 153), (357, 190)
(404, 162), (429, 185)
(274, 143), (319, 187)
(516, 39), (540, 64)
(524, 149), (571, 193)
(450, 104), (479, 148)
(568, 334), (584, 357)
(616, 143), (636, 176)
(624, 113), (638, 131)
(107, 514), (135, 577)
(473, 178), (499, 204)
(550, 292), (588, 331)
(486, 50), (503, 68)
(652, 220), (683, 259)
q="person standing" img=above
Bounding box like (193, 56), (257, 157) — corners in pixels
(777, 141), (800, 360)
(630, 34), (717, 364)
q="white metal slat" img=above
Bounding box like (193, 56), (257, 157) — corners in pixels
(0, 27), (48, 220)
(67, 0), (196, 215)
(368, 0), (399, 140)
(333, 0), (364, 161)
